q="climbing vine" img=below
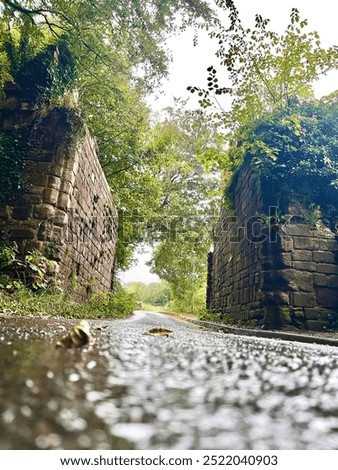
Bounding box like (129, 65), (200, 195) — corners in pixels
(228, 100), (338, 182)
(0, 128), (31, 204)
(5, 37), (77, 102)
(225, 100), (338, 224)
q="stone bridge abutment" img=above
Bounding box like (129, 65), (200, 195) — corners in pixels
(208, 162), (338, 330)
(0, 83), (118, 300)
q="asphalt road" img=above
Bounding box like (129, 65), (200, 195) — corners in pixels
(0, 311), (338, 450)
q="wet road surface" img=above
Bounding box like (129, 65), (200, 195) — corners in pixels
(1, 311), (338, 450)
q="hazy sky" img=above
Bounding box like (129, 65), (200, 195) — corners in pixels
(120, 0), (338, 285)
(152, 0), (338, 110)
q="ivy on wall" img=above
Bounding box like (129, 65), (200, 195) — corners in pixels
(0, 128), (31, 204)
(242, 101), (338, 182)
(0, 38), (77, 205)
(226, 100), (338, 217)
(5, 37), (77, 102)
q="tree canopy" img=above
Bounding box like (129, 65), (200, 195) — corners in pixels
(145, 105), (223, 312)
(189, 7), (338, 172)
(0, 0), (222, 269)
(0, 0), (218, 88)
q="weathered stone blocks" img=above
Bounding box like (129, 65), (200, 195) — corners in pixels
(316, 288), (337, 308)
(291, 250), (313, 262)
(207, 161), (338, 330)
(0, 92), (118, 301)
(313, 251), (334, 263)
(292, 293), (315, 308)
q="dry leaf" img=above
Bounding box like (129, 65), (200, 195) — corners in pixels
(56, 320), (94, 349)
(143, 327), (173, 337)
(96, 325), (109, 331)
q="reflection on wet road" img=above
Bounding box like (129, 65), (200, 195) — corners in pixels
(1, 311), (338, 449)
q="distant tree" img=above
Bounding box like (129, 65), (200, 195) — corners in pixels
(144, 105), (224, 313)
(125, 281), (171, 307)
(125, 282), (148, 303)
(145, 282), (171, 306)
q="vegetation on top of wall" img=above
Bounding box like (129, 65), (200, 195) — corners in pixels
(0, 29), (78, 205)
(228, 100), (338, 183)
(5, 37), (77, 101)
(189, 8), (338, 179)
(226, 100), (338, 207)
(228, 101), (338, 232)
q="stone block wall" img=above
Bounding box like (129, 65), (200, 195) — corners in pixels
(0, 85), (118, 300)
(208, 163), (338, 330)
(209, 164), (267, 324)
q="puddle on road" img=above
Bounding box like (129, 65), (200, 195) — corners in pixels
(0, 318), (133, 450)
(1, 315), (338, 450)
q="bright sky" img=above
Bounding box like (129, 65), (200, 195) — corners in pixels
(120, 0), (338, 285)
(152, 0), (338, 110)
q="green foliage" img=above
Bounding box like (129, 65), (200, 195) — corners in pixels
(241, 101), (338, 180)
(0, 283), (135, 318)
(6, 36), (77, 100)
(0, 241), (57, 290)
(125, 281), (171, 307)
(190, 8), (338, 128)
(198, 309), (224, 322)
(134, 105), (223, 312)
(0, 241), (134, 317)
(227, 100), (338, 206)
(72, 285), (135, 319)
(113, 103), (224, 268)
(0, 128), (31, 204)
(189, 8), (338, 175)
(22, 40), (76, 100)
(0, 7), (77, 100)
(150, 241), (209, 314)
(146, 282), (171, 306)
(222, 100), (338, 223)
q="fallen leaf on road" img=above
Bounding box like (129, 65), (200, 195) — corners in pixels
(143, 327), (173, 337)
(56, 320), (94, 348)
(96, 325), (109, 331)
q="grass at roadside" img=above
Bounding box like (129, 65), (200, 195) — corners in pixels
(0, 284), (135, 319)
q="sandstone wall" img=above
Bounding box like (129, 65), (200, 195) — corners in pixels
(0, 86), (118, 300)
(210, 164), (266, 324)
(208, 164), (338, 330)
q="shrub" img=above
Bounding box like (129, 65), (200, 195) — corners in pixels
(0, 242), (57, 291)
